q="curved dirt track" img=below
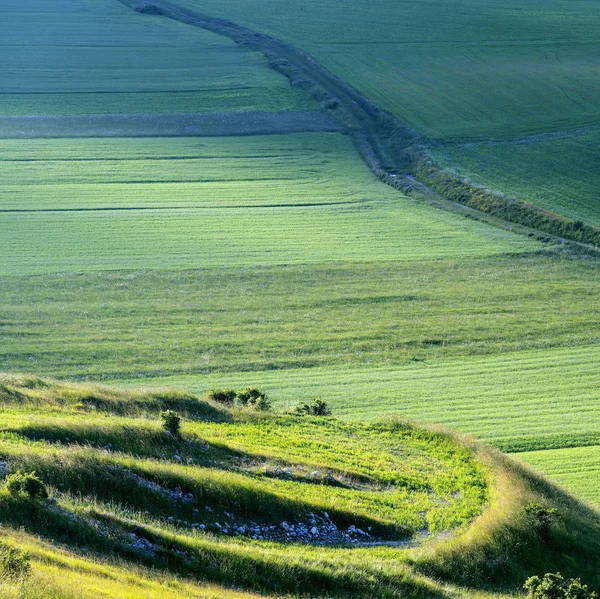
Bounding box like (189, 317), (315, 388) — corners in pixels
(117, 0), (420, 184)
(116, 0), (598, 248)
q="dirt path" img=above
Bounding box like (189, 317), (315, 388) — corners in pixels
(0, 111), (342, 139)
(117, 0), (420, 182)
(116, 0), (599, 249)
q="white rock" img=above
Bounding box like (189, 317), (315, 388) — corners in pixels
(310, 527), (319, 535)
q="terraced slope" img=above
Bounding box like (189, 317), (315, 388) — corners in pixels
(0, 377), (600, 598)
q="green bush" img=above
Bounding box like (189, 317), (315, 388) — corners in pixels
(160, 410), (181, 437)
(205, 388), (237, 405)
(524, 572), (597, 598)
(236, 387), (264, 406)
(524, 502), (560, 537)
(237, 387), (271, 411)
(0, 544), (31, 579)
(5, 471), (48, 500)
(249, 393), (272, 412)
(295, 398), (331, 417)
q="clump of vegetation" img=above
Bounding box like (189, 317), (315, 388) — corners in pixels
(236, 387), (263, 406)
(524, 572), (597, 598)
(524, 502), (561, 538)
(160, 410), (181, 437)
(295, 398), (332, 417)
(205, 388), (237, 405)
(0, 543), (31, 579)
(5, 471), (48, 500)
(236, 387), (271, 411)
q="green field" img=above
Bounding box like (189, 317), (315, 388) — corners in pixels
(174, 0), (600, 140)
(0, 133), (538, 276)
(2, 0), (600, 594)
(1, 0), (314, 116)
(431, 129), (600, 227)
(518, 445), (600, 506)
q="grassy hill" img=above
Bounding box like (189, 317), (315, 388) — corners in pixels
(0, 377), (599, 598)
(2, 1), (600, 593)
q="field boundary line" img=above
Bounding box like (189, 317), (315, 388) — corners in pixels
(0, 111), (342, 139)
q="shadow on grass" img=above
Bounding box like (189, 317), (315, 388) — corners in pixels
(411, 460), (600, 593)
(0, 493), (447, 599)
(0, 440), (406, 540)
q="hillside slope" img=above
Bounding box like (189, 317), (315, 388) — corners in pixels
(0, 377), (598, 598)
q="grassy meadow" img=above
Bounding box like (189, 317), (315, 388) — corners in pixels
(431, 130), (600, 227)
(1, 0), (314, 116)
(518, 445), (600, 506)
(0, 379), (598, 599)
(168, 0), (600, 230)
(174, 0), (600, 139)
(0, 133), (538, 276)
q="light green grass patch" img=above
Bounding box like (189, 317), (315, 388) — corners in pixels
(517, 445), (600, 505)
(0, 0), (314, 115)
(0, 133), (537, 276)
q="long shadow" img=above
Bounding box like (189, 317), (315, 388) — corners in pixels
(0, 431), (405, 539)
(0, 495), (448, 599)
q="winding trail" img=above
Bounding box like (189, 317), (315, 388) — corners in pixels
(117, 0), (420, 182)
(116, 0), (598, 249)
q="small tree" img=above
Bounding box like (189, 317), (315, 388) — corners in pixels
(295, 398), (331, 417)
(160, 410), (181, 437)
(5, 471), (48, 500)
(524, 572), (597, 599)
(0, 544), (31, 579)
(205, 388), (236, 405)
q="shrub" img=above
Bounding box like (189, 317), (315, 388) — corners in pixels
(249, 393), (272, 412)
(205, 388), (237, 405)
(524, 572), (597, 598)
(295, 398), (331, 417)
(160, 410), (181, 437)
(524, 502), (560, 537)
(237, 387), (271, 411)
(236, 387), (264, 406)
(0, 544), (31, 579)
(5, 471), (48, 500)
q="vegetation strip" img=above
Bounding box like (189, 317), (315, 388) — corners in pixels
(117, 0), (600, 247)
(0, 111), (342, 139)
